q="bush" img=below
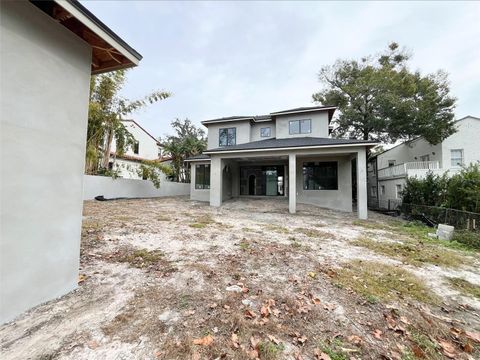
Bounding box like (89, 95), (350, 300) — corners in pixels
(402, 164), (480, 213)
(452, 230), (480, 250)
(445, 164), (480, 213)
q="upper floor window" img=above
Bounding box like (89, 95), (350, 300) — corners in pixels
(303, 161), (338, 190)
(260, 127), (271, 137)
(451, 149), (463, 167)
(388, 160), (396, 167)
(219, 127), (236, 146)
(289, 119), (311, 135)
(133, 141), (139, 154)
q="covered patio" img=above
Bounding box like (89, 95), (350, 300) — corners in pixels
(190, 143), (372, 219)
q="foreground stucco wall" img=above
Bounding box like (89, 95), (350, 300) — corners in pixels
(0, 1), (91, 323)
(296, 156), (353, 212)
(83, 175), (190, 200)
(190, 162), (211, 202)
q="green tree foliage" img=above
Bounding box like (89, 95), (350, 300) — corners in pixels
(445, 164), (480, 213)
(402, 164), (480, 213)
(136, 160), (173, 189)
(161, 119), (207, 182)
(312, 43), (457, 144)
(86, 70), (171, 174)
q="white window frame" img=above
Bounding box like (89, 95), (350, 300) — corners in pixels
(450, 149), (464, 167)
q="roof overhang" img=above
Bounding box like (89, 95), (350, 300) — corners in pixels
(184, 158), (212, 162)
(31, 0), (142, 74)
(203, 142), (379, 155)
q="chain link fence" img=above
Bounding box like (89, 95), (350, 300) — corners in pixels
(401, 203), (480, 231)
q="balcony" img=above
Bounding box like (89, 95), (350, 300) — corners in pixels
(377, 161), (440, 180)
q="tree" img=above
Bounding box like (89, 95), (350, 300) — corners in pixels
(312, 43), (457, 145)
(85, 70), (171, 174)
(161, 119), (207, 182)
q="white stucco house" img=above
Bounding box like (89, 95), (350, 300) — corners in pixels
(1, 0), (141, 323)
(186, 106), (378, 218)
(109, 119), (165, 179)
(368, 116), (480, 209)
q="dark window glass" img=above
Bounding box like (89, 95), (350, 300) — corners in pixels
(260, 127), (271, 137)
(133, 141), (139, 154)
(289, 119), (311, 134)
(303, 161), (338, 190)
(219, 128), (236, 146)
(195, 164), (211, 189)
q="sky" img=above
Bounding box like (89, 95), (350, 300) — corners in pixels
(82, 1), (480, 139)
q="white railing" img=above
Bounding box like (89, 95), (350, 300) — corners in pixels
(377, 161), (440, 179)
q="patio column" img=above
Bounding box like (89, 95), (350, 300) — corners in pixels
(288, 153), (296, 214)
(356, 149), (368, 219)
(210, 156), (223, 207)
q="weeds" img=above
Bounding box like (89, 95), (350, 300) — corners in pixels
(258, 341), (284, 359)
(334, 260), (439, 304)
(447, 277), (480, 299)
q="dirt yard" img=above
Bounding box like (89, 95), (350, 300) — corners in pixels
(1, 196), (479, 360)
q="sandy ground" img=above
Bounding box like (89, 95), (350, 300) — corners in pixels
(1, 196), (479, 360)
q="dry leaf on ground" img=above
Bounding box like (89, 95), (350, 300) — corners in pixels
(193, 335), (214, 346)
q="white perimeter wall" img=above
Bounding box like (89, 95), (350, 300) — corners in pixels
(1, 1), (91, 323)
(83, 175), (190, 200)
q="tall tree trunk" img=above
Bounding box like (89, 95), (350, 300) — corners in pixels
(102, 126), (114, 169)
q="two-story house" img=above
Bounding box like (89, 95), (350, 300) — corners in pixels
(109, 119), (164, 179)
(368, 115), (480, 210)
(186, 106), (378, 219)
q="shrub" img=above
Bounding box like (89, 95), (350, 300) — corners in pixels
(401, 172), (448, 207)
(445, 164), (480, 213)
(451, 230), (480, 250)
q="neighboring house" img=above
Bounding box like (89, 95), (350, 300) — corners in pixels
(368, 116), (480, 210)
(109, 119), (164, 179)
(1, 0), (141, 323)
(185, 106), (377, 218)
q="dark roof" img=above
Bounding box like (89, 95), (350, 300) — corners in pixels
(66, 0), (142, 61)
(185, 154), (211, 161)
(204, 137), (378, 153)
(270, 105), (336, 115)
(201, 106), (336, 125)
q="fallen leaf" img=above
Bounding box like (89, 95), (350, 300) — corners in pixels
(250, 336), (261, 349)
(87, 340), (99, 349)
(372, 329), (383, 340)
(78, 274), (86, 284)
(191, 352), (201, 360)
(411, 344), (425, 358)
(193, 335), (214, 346)
(209, 303), (218, 309)
(464, 342), (473, 353)
(465, 331), (480, 343)
(438, 339), (457, 359)
(231, 333), (239, 348)
(244, 309), (257, 319)
(311, 297), (321, 305)
(348, 335), (363, 345)
(267, 334), (281, 345)
(308, 272), (317, 279)
(314, 348), (331, 360)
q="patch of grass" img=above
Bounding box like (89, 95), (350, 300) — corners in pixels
(447, 277), (480, 299)
(239, 240), (250, 251)
(265, 224), (290, 234)
(451, 230), (480, 250)
(409, 329), (441, 359)
(116, 215), (135, 222)
(295, 227), (331, 239)
(189, 214), (216, 228)
(258, 341), (285, 360)
(351, 236), (465, 268)
(352, 220), (391, 230)
(157, 215), (171, 221)
(119, 249), (164, 267)
(334, 260), (440, 305)
(318, 339), (348, 360)
(178, 294), (191, 309)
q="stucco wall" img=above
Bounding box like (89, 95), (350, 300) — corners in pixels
(275, 112), (329, 139)
(377, 178), (406, 209)
(111, 120), (160, 160)
(296, 156), (353, 212)
(190, 161), (211, 202)
(206, 121), (251, 150)
(441, 117), (480, 170)
(83, 175), (190, 200)
(250, 121), (276, 142)
(1, 1), (91, 323)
